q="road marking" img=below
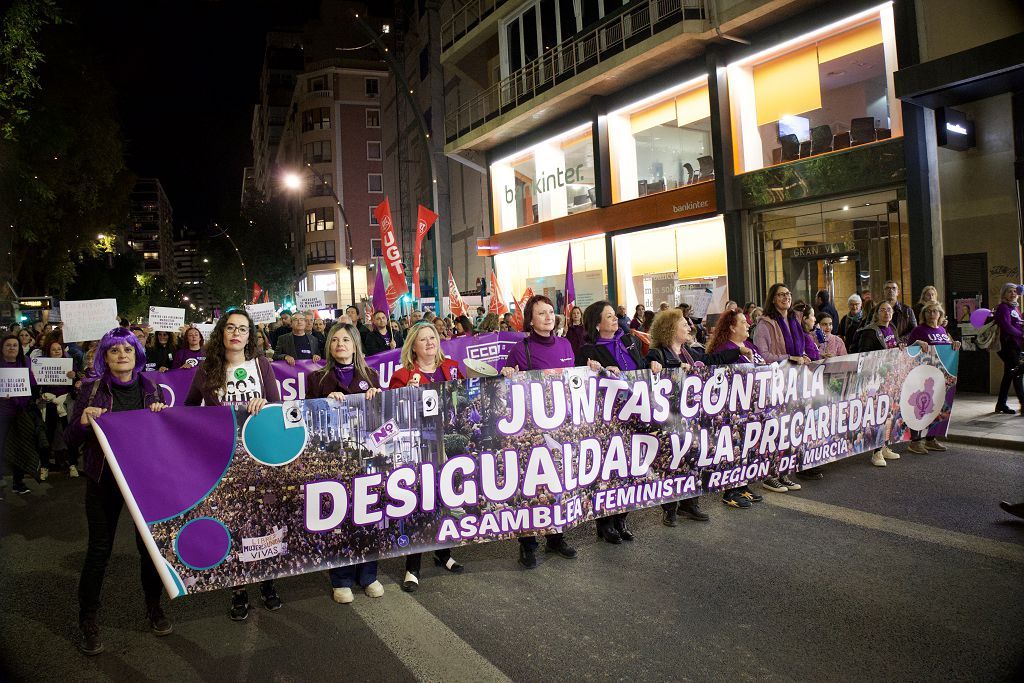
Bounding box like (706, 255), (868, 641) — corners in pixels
(351, 584), (512, 683)
(765, 495), (1024, 564)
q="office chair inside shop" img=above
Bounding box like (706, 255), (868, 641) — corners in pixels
(850, 117), (877, 146)
(810, 125), (833, 155)
(780, 133), (800, 161)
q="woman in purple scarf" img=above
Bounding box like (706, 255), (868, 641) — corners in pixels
(576, 301), (662, 544)
(752, 283), (812, 366)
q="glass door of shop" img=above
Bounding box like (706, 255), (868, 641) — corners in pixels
(751, 189), (910, 310)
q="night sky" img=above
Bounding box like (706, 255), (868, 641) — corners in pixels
(77, 1), (319, 232)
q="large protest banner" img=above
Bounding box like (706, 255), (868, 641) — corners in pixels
(141, 332), (525, 406)
(94, 346), (957, 598)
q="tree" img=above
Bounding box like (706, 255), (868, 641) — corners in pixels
(0, 11), (131, 297)
(205, 201), (296, 311)
(0, 0), (62, 140)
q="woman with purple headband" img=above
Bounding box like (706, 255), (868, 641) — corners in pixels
(64, 327), (171, 656)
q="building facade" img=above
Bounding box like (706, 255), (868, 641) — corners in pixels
(127, 178), (175, 282)
(173, 229), (214, 317)
(251, 32), (304, 203)
(439, 0), (1023, 394)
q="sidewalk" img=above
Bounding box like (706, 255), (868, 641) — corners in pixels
(946, 392), (1023, 450)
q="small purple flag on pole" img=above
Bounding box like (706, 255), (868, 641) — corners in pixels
(373, 258), (390, 320)
(564, 246), (575, 319)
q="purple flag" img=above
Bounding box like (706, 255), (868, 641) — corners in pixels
(372, 258), (390, 319)
(564, 246), (576, 319)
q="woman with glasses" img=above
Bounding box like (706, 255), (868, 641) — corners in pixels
(751, 283), (809, 493)
(184, 310), (284, 622)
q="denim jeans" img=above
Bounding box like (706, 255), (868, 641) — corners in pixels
(329, 561), (378, 588)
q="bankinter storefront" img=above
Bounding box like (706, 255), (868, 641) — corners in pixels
(485, 80), (730, 318)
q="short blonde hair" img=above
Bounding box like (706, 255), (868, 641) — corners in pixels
(648, 308), (683, 349)
(920, 302), (945, 322)
(400, 322), (448, 370)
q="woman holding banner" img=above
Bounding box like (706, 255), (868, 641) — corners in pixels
(64, 327), (171, 655)
(854, 302), (926, 467)
(576, 301), (662, 544)
(646, 308), (749, 524)
(388, 322), (465, 591)
(184, 309), (284, 621)
(2, 333), (38, 495)
(309, 322), (386, 603)
(172, 327), (205, 369)
(37, 334), (77, 479)
(904, 303), (960, 454)
(706, 309), (775, 507)
(500, 294), (579, 568)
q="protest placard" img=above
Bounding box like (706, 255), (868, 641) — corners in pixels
(295, 291), (326, 310)
(30, 357), (73, 385)
(0, 368), (32, 397)
(245, 302), (277, 325)
(60, 299), (119, 343)
(148, 306), (186, 332)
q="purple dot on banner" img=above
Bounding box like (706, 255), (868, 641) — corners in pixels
(175, 517), (231, 571)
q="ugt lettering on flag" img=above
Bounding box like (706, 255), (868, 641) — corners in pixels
(373, 198), (409, 300)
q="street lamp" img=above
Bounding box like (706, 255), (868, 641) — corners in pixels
(283, 165), (357, 307)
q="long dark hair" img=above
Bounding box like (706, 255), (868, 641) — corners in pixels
(316, 322), (373, 385)
(521, 294), (553, 333)
(201, 309), (257, 398)
(582, 300), (614, 344)
(454, 314), (475, 335)
(763, 282), (795, 321)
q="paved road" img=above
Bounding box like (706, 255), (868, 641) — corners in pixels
(2, 443), (1022, 681)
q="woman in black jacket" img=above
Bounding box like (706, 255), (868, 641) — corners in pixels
(645, 308), (750, 526)
(576, 301), (662, 544)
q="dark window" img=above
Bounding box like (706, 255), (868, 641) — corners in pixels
(367, 142), (382, 160)
(308, 75), (327, 92)
(540, 0), (557, 52)
(507, 21), (522, 72)
(302, 107), (331, 132)
(559, 0), (578, 41)
(302, 140), (331, 163)
(582, 0), (600, 29)
(310, 173), (333, 196)
(369, 207), (379, 226)
(306, 240), (336, 265)
(365, 78), (380, 98)
(419, 46), (429, 81)
(523, 7), (538, 64)
(368, 174), (383, 193)
(366, 108), (380, 128)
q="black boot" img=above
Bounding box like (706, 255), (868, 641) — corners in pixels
(146, 603), (173, 636)
(519, 544), (538, 568)
(596, 521), (621, 544)
(678, 498), (710, 522)
(230, 589), (250, 621)
(79, 617), (103, 656)
(613, 516), (634, 541)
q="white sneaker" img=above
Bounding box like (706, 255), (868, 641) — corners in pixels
(871, 450), (887, 467)
(364, 580), (384, 598)
(68, 465), (79, 478)
(881, 445), (900, 460)
(39, 468), (48, 482)
(332, 587), (354, 604)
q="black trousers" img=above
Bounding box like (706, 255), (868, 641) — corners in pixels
(519, 532), (564, 550)
(596, 512), (628, 533)
(78, 468), (162, 621)
(405, 549), (451, 573)
(996, 347), (1024, 408)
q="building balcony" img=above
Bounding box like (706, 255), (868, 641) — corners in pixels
(444, 0), (710, 152)
(304, 89), (334, 101)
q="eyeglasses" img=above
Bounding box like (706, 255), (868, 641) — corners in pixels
(225, 324), (250, 335)
(775, 291), (792, 298)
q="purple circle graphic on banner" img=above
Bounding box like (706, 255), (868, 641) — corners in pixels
(174, 517), (232, 571)
(96, 405), (237, 524)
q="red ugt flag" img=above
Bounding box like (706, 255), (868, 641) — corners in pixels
(412, 205), (438, 300)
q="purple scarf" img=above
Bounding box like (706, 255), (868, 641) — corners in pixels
(333, 363), (355, 388)
(773, 312), (806, 356)
(596, 329), (638, 371)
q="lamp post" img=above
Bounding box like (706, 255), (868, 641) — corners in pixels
(209, 223), (247, 303)
(284, 165), (357, 308)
